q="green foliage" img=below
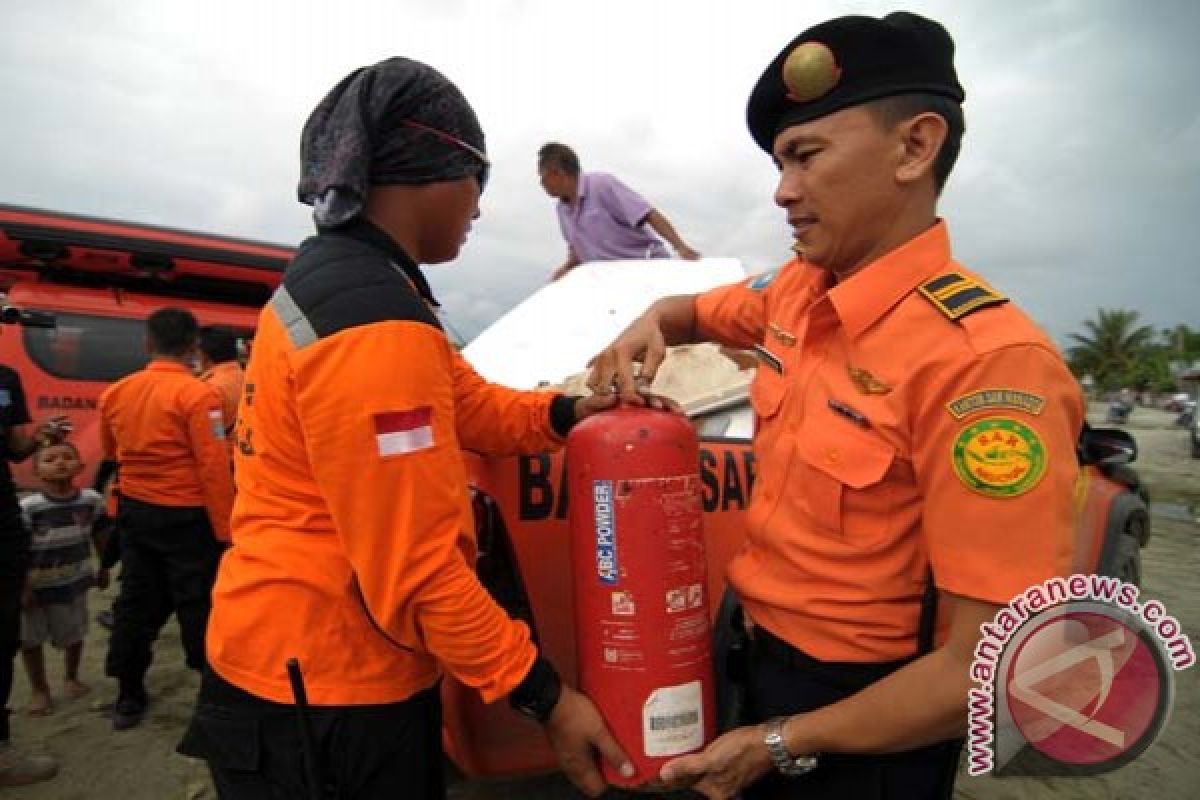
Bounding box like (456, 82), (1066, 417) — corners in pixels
(1066, 309), (1192, 392)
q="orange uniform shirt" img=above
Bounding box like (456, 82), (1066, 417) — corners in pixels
(200, 360), (245, 434)
(696, 222), (1083, 662)
(99, 360), (235, 541)
(207, 226), (567, 706)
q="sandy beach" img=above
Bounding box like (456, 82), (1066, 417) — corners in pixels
(5, 404), (1198, 799)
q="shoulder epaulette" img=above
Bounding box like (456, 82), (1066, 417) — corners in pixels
(917, 272), (1008, 321)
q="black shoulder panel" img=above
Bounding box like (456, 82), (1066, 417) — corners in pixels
(281, 234), (441, 342)
(917, 272), (1008, 321)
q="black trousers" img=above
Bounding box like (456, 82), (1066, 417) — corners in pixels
(743, 628), (963, 800)
(104, 497), (222, 688)
(0, 515), (29, 742)
(178, 669), (446, 800)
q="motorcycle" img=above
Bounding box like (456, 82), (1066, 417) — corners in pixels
(1175, 400), (1196, 429)
(1106, 400), (1133, 425)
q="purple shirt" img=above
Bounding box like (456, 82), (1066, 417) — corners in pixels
(555, 172), (669, 262)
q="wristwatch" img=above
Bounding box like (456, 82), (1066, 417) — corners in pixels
(763, 716), (818, 777)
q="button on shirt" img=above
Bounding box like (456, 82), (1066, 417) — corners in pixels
(556, 172), (669, 262)
(695, 222), (1083, 662)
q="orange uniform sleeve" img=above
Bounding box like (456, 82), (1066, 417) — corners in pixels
(184, 385), (235, 541)
(913, 344), (1083, 603)
(292, 320), (537, 703)
(694, 276), (770, 349)
(450, 349), (565, 456)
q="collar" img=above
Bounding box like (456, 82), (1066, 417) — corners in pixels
(41, 488), (82, 504)
(202, 361), (240, 380)
(146, 359), (194, 374)
(826, 220), (953, 339)
(322, 217), (440, 307)
(560, 173), (589, 209)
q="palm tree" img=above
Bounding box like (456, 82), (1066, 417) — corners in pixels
(1067, 309), (1156, 390)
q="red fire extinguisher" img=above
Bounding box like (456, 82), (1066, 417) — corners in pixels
(567, 405), (716, 789)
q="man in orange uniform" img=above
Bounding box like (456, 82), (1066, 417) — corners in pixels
(588, 12), (1083, 799)
(100, 308), (233, 731)
(179, 58), (637, 800)
(197, 327), (244, 438)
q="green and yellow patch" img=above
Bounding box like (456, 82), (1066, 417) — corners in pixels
(952, 416), (1047, 498)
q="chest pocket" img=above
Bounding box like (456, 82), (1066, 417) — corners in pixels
(795, 419), (896, 538)
(749, 365), (787, 421)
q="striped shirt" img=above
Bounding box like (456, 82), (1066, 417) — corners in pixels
(21, 490), (103, 604)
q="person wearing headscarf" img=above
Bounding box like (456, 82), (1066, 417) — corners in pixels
(178, 57), (640, 799)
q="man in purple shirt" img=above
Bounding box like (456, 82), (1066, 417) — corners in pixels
(538, 142), (701, 280)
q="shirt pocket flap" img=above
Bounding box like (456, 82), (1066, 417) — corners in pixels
(749, 369), (786, 419)
(796, 421), (894, 489)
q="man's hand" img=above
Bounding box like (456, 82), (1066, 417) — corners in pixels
(675, 244), (702, 261)
(587, 315), (670, 405)
(573, 392), (683, 424)
(573, 393), (618, 422)
(658, 724), (773, 799)
(34, 415), (71, 445)
(7, 415), (72, 461)
(543, 686), (634, 797)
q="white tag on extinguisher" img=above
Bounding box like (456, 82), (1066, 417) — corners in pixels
(642, 680), (704, 757)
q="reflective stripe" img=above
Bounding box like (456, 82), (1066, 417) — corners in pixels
(269, 287), (318, 349)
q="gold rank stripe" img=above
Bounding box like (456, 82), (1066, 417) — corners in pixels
(918, 272), (1008, 321)
(931, 280), (978, 300)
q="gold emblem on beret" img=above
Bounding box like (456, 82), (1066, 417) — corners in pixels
(782, 41), (841, 103)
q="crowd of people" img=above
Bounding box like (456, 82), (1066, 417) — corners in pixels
(0, 313), (245, 786)
(0, 10), (1088, 800)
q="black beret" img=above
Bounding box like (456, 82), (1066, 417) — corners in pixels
(746, 11), (965, 153)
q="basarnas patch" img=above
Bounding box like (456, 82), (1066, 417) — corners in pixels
(947, 389), (1045, 419)
(952, 416), (1047, 498)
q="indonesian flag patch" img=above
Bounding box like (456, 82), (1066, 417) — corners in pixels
(373, 407), (434, 457)
(208, 409), (226, 440)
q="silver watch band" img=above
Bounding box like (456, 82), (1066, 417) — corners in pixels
(763, 716), (819, 777)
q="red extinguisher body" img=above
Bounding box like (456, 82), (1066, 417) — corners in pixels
(567, 406), (715, 789)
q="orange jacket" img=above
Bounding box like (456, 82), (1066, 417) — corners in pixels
(207, 223), (570, 705)
(697, 222), (1083, 662)
(200, 360), (244, 434)
(99, 360), (235, 541)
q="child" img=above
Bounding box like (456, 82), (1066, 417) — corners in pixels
(19, 441), (108, 715)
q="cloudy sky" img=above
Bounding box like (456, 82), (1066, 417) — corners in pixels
(2, 0), (1197, 344)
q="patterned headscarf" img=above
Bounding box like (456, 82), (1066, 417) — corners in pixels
(298, 57), (489, 227)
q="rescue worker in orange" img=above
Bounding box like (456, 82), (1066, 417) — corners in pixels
(100, 308), (233, 731)
(589, 12), (1083, 799)
(196, 326), (244, 438)
(178, 57), (648, 799)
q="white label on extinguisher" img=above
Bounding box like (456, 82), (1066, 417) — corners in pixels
(642, 680), (704, 757)
(593, 480), (618, 584)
